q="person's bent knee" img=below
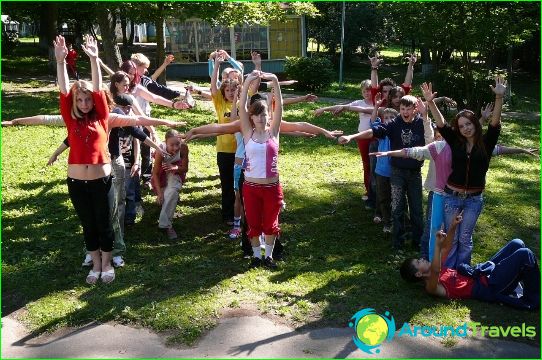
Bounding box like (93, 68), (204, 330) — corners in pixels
(510, 238), (525, 249)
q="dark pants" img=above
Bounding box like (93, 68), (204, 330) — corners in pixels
(140, 128), (152, 184)
(474, 239), (540, 309)
(217, 152), (235, 222)
(67, 176), (115, 252)
(375, 174), (391, 225)
(125, 169), (140, 225)
(390, 167), (423, 249)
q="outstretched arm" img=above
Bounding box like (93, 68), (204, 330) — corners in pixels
(54, 35), (69, 95)
(2, 115), (64, 126)
(283, 94), (317, 106)
(184, 120), (242, 142)
(495, 145), (539, 158)
(108, 113), (185, 128)
(280, 121), (342, 139)
(337, 129), (374, 145)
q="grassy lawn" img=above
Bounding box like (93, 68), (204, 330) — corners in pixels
(1, 43), (540, 347)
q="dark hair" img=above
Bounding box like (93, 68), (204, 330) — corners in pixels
(379, 77), (396, 92)
(400, 95), (417, 107)
(452, 109), (486, 156)
(110, 71), (130, 98)
(400, 258), (422, 283)
(250, 92), (267, 105)
(387, 86), (405, 110)
(114, 93), (133, 107)
(120, 60), (140, 91)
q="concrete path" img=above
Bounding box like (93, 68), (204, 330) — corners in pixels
(3, 314), (539, 358)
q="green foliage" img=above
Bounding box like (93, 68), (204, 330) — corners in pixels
(285, 56), (334, 92)
(427, 65), (507, 112)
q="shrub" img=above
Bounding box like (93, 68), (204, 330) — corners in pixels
(2, 30), (19, 57)
(284, 56), (334, 92)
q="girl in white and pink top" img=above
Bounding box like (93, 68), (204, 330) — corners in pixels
(239, 70), (283, 269)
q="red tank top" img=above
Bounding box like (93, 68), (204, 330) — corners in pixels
(60, 91), (110, 164)
(439, 267), (475, 299)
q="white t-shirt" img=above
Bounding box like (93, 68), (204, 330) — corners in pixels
(348, 99), (373, 132)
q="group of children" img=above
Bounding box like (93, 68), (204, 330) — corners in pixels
(4, 37), (540, 310)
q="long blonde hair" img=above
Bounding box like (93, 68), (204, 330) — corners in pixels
(69, 80), (94, 119)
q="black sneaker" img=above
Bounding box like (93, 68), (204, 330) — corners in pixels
(249, 257), (262, 269)
(263, 257), (278, 269)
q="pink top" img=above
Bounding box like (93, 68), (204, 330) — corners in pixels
(244, 132), (279, 179)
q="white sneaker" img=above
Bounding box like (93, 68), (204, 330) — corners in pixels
(112, 256), (125, 268)
(82, 253), (93, 267)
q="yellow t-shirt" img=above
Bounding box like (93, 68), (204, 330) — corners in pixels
(212, 91), (236, 153)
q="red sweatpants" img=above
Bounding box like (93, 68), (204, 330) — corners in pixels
(356, 137), (372, 194)
(242, 181), (283, 238)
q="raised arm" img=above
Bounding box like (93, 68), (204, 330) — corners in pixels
(151, 54), (174, 81)
(369, 53), (382, 89)
(489, 75), (507, 127)
(81, 36), (101, 93)
(210, 54), (224, 96)
(370, 93), (384, 123)
(53, 35), (69, 94)
(426, 212), (463, 295)
(263, 73), (282, 137)
(239, 71), (261, 137)
(403, 54), (417, 87)
(421, 82), (445, 128)
(416, 97), (434, 144)
(249, 51), (262, 95)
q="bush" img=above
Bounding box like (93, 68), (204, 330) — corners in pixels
(284, 56), (334, 92)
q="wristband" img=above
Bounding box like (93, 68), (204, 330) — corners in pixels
(371, 67), (379, 70)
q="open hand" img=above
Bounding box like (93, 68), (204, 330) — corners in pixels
(490, 75), (507, 97)
(47, 153), (59, 166)
(406, 53), (417, 66)
(481, 102), (494, 119)
(304, 94), (318, 102)
(420, 82), (437, 102)
(164, 54), (175, 66)
(81, 35), (99, 59)
(53, 35), (68, 61)
(251, 51), (262, 66)
(374, 92), (384, 108)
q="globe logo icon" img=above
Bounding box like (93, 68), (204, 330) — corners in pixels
(349, 308), (395, 354)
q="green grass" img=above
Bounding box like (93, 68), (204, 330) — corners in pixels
(1, 50), (540, 347)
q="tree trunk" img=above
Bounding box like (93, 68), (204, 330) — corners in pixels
(120, 11), (128, 49)
(39, 2), (58, 70)
(128, 21), (135, 46)
(96, 7), (122, 70)
(155, 15), (166, 85)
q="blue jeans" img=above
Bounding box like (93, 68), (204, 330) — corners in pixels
(420, 191), (433, 260)
(443, 193), (483, 268)
(474, 239), (540, 310)
(390, 167), (424, 249)
(124, 169), (140, 225)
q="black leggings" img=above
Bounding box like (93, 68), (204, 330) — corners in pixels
(217, 152), (235, 221)
(67, 175), (115, 252)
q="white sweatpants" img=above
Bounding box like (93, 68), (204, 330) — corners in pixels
(158, 173), (183, 228)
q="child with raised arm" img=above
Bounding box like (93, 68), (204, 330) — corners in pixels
(152, 129), (189, 240)
(400, 213), (540, 310)
(421, 78), (506, 268)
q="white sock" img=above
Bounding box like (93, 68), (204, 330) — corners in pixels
(233, 216), (241, 229)
(252, 246), (261, 259)
(265, 244), (274, 258)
